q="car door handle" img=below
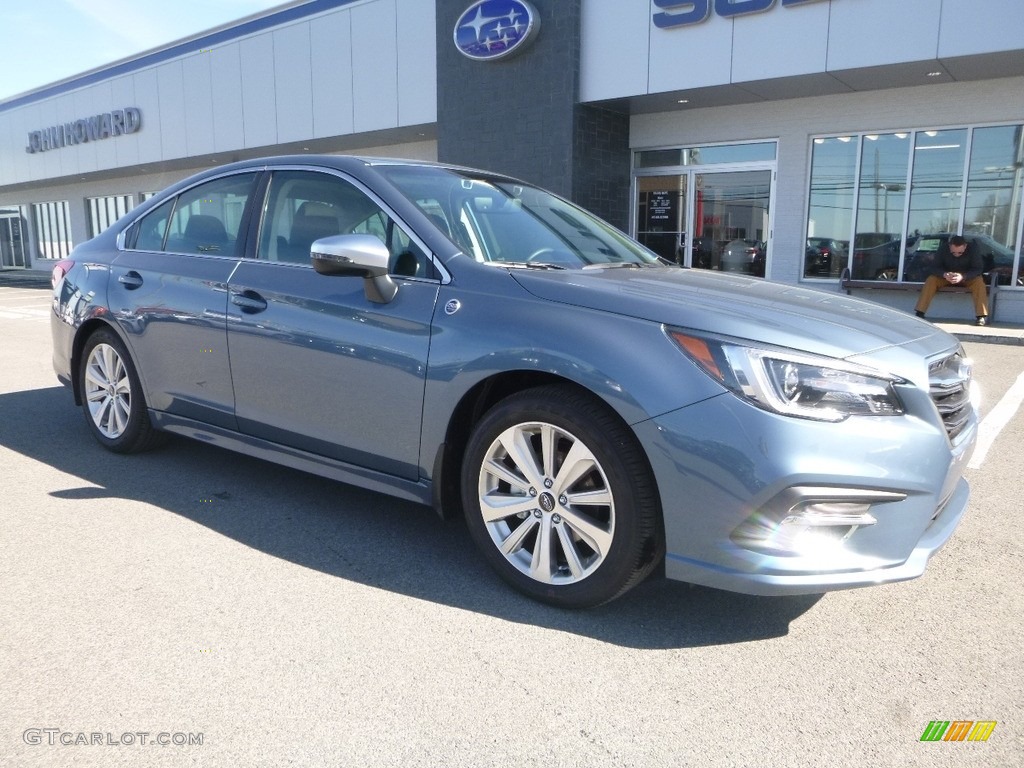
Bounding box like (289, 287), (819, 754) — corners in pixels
(117, 271), (143, 289)
(230, 290), (268, 314)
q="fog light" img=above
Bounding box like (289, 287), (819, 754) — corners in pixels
(770, 502), (877, 555)
(732, 487), (905, 557)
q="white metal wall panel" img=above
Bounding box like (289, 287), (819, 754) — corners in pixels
(397, 0), (437, 126)
(352, 1), (399, 133)
(731, 2), (831, 83)
(37, 94), (63, 181)
(647, 12), (734, 93)
(826, 0), (941, 71)
(939, 0), (1024, 57)
(157, 62), (188, 161)
(131, 69), (162, 164)
(580, 0), (1023, 102)
(580, 0), (650, 103)
(182, 54), (215, 157)
(71, 86), (100, 175)
(111, 75), (140, 170)
(211, 46), (245, 154)
(0, 111), (13, 184)
(274, 23), (315, 144)
(0, 0), (436, 189)
(240, 34), (279, 149)
(51, 93), (80, 179)
(311, 10), (355, 139)
(91, 82), (120, 173)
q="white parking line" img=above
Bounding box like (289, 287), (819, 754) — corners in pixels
(969, 370), (1024, 469)
(0, 308), (51, 319)
(0, 292), (50, 299)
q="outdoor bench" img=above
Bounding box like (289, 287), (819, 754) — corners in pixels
(838, 267), (998, 319)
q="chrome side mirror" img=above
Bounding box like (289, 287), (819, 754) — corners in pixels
(310, 235), (398, 303)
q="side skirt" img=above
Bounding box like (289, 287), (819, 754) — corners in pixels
(150, 411), (435, 507)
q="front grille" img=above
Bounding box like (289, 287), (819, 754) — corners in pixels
(929, 352), (973, 443)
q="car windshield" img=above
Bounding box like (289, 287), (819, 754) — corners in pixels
(376, 164), (661, 268)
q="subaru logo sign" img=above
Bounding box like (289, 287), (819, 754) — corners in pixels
(453, 1), (540, 61)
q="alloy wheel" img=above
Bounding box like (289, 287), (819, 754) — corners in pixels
(477, 421), (615, 585)
(84, 343), (132, 439)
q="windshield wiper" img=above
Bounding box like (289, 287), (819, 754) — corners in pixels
(581, 262), (655, 270)
(487, 261), (568, 270)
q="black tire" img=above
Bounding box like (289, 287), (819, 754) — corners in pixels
(461, 384), (663, 608)
(79, 328), (164, 453)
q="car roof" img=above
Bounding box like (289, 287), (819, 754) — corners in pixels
(186, 154), (525, 183)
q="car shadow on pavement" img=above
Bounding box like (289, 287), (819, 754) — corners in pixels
(1, 386), (821, 649)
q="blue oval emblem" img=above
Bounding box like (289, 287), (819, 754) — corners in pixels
(453, 1), (540, 61)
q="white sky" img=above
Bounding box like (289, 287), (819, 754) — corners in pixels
(0, 0), (289, 102)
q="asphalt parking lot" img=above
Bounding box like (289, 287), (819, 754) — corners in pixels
(1, 278), (1021, 767)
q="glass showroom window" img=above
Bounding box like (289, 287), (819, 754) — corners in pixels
(32, 201), (72, 259)
(907, 129), (967, 236)
(87, 194), (134, 238)
(854, 133), (910, 280)
(805, 137), (856, 278)
(965, 125), (1024, 287)
(805, 124), (1024, 286)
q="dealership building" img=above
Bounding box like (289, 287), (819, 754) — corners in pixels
(2, 0), (1023, 321)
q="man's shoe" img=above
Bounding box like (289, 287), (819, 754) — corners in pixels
(915, 310), (925, 318)
(976, 316), (988, 326)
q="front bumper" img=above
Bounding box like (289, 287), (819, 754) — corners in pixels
(636, 391), (974, 596)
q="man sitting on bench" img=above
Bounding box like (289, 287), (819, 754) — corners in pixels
(914, 235), (989, 326)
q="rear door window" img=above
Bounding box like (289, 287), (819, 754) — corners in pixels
(126, 172), (258, 256)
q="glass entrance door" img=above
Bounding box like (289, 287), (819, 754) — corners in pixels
(0, 210), (28, 268)
(636, 175), (688, 265)
(635, 168), (773, 276)
(695, 170), (772, 277)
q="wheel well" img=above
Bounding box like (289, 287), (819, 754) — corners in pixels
(432, 371), (563, 519)
(434, 372), (652, 524)
(69, 319), (118, 405)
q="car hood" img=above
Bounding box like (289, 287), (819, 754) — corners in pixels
(510, 266), (959, 365)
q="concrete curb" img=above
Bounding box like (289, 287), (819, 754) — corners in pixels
(935, 321), (1024, 346)
(0, 269), (50, 288)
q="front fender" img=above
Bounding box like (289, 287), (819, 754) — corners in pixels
(420, 280), (726, 477)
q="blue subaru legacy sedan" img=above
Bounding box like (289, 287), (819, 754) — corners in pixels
(51, 156), (976, 608)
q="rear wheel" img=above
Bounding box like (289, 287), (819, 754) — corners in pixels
(461, 385), (663, 608)
(79, 329), (163, 453)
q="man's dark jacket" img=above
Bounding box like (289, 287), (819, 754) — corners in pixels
(928, 239), (984, 280)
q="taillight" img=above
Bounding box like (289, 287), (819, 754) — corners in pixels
(51, 259), (74, 289)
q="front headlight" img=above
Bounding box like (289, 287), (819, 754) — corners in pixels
(668, 329), (905, 422)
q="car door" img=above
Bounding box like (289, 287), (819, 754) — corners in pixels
(226, 169), (441, 480)
(110, 171), (260, 430)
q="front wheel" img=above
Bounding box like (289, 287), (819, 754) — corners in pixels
(79, 328), (163, 453)
(461, 385), (663, 608)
